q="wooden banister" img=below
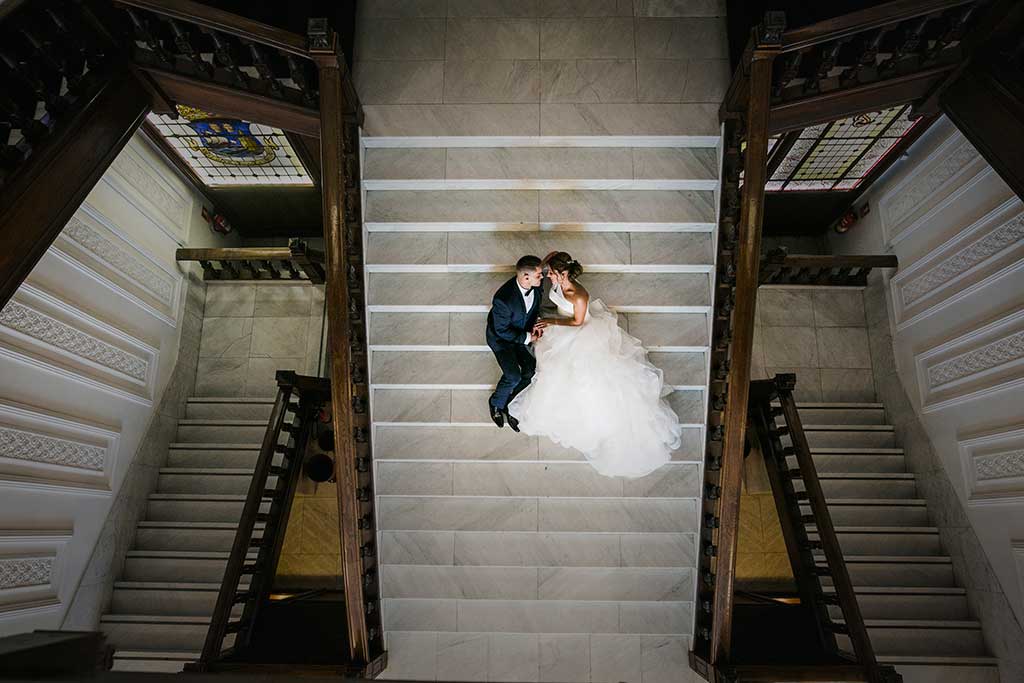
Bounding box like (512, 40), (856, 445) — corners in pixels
(113, 0), (309, 56)
(780, 0), (977, 52)
(175, 239), (326, 283)
(711, 23), (781, 666)
(760, 251), (899, 287)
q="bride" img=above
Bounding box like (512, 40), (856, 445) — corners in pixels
(508, 251), (682, 478)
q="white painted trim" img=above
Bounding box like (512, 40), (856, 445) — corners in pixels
(367, 305), (713, 314)
(364, 179), (718, 191)
(960, 424), (1024, 506)
(758, 284), (867, 291)
(892, 197), (1024, 330)
(365, 264), (713, 274)
(362, 136), (721, 149)
(915, 308), (1024, 412)
(0, 528), (73, 618)
(366, 222), (716, 233)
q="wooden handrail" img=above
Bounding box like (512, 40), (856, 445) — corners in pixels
(760, 251), (898, 287)
(113, 0), (310, 57)
(711, 24), (781, 666)
(175, 239), (326, 283)
(780, 0), (977, 52)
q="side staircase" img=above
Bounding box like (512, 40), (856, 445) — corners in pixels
(784, 401), (998, 683)
(99, 396), (274, 673)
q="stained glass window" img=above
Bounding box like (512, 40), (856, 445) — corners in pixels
(765, 105), (922, 192)
(146, 105), (312, 187)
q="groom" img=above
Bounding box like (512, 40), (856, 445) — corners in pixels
(486, 255), (545, 431)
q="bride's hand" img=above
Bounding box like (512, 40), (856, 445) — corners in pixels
(534, 320), (550, 330)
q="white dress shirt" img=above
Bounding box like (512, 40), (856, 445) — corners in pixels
(518, 283), (534, 344)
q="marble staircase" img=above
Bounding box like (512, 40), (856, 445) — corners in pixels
(99, 396), (273, 673)
(780, 403), (999, 683)
(362, 137), (718, 682)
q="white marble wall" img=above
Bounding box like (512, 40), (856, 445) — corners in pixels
(831, 115), (1024, 682)
(0, 133), (230, 635)
(354, 0), (728, 137)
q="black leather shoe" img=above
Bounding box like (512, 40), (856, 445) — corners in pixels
(504, 410), (520, 433)
(489, 405), (505, 428)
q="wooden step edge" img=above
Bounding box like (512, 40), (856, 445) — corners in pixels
(829, 526), (939, 533)
(125, 550), (248, 560)
(113, 581), (231, 591)
(137, 521), (261, 530)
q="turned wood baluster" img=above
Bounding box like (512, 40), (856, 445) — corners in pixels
(879, 15), (931, 74)
(125, 8), (172, 64)
(167, 17), (214, 77)
(924, 5), (977, 61)
(287, 54), (316, 106)
(246, 42), (283, 96)
(207, 30), (249, 88)
(804, 39), (844, 93)
(840, 27), (887, 85)
(773, 49), (803, 98)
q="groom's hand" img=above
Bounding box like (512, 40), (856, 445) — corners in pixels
(529, 330), (543, 343)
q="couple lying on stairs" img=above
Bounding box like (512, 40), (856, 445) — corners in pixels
(485, 252), (682, 479)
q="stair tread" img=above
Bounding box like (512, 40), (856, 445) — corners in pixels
(125, 550), (248, 559)
(101, 614), (212, 624)
(149, 493), (247, 501)
(817, 473), (914, 479)
(169, 443), (261, 450)
(159, 468), (255, 475)
(824, 586), (966, 595)
(187, 397), (274, 404)
(834, 618), (982, 628)
(820, 498), (926, 506)
(801, 425), (894, 431)
(875, 655), (998, 665)
(137, 521), (260, 529)
(810, 448), (904, 454)
(786, 402), (885, 409)
(114, 581), (229, 590)
(818, 555), (952, 563)
(178, 419), (268, 425)
(829, 526), (938, 533)
(112, 650), (200, 660)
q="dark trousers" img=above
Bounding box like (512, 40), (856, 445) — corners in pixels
(489, 343), (536, 410)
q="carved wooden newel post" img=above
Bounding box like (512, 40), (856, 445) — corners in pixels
(308, 19), (383, 672)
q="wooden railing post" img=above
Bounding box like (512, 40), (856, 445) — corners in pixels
(710, 14), (783, 666)
(308, 19), (376, 667)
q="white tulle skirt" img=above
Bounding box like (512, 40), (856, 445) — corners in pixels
(508, 299), (682, 478)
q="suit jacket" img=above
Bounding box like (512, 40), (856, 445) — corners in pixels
(486, 277), (543, 351)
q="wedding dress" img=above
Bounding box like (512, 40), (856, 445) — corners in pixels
(508, 282), (682, 478)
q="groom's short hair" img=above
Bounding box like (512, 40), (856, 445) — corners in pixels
(516, 255), (543, 272)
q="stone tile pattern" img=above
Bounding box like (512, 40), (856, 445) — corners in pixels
(864, 272), (1024, 683)
(354, 1), (729, 136)
(61, 268), (207, 629)
(751, 288), (876, 403)
(195, 282), (326, 397)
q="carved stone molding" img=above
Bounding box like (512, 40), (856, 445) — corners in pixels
(0, 529), (72, 615)
(880, 132), (985, 246)
(104, 140), (191, 242)
(892, 199), (1024, 329)
(917, 308), (1024, 411)
(961, 425), (1024, 505)
(0, 284), (156, 405)
(0, 400), (117, 493)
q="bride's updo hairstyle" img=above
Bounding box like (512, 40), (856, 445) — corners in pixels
(547, 252), (583, 281)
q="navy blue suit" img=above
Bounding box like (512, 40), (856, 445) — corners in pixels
(487, 277), (543, 410)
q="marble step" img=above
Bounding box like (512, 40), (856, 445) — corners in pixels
(380, 530), (696, 568)
(378, 496), (699, 534)
(379, 629), (693, 683)
(364, 189), (716, 224)
(166, 444), (262, 469)
(821, 527), (941, 556)
(369, 312), (709, 350)
(802, 450), (909, 473)
(369, 348), (706, 387)
(380, 566), (694, 602)
(368, 271), (711, 308)
(373, 423), (703, 462)
(786, 425), (897, 449)
(790, 403), (887, 425)
(365, 231), (713, 266)
(380, 597), (692, 635)
(885, 658), (999, 683)
(372, 386), (706, 425)
(156, 468), (269, 495)
(110, 582), (245, 616)
(185, 397), (274, 420)
(111, 650), (196, 674)
(817, 500), (929, 526)
(134, 521), (262, 552)
(363, 147), (718, 183)
(819, 556), (956, 588)
(100, 614), (226, 652)
(175, 420), (268, 444)
(376, 461), (699, 498)
(121, 550), (253, 583)
(836, 619), (986, 657)
(147, 493), (247, 523)
(816, 473), (917, 499)
(825, 587), (969, 621)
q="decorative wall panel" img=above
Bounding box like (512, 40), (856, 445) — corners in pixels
(916, 309), (1024, 411)
(51, 205), (182, 325)
(892, 199), (1024, 329)
(0, 400), (117, 493)
(0, 529), (71, 616)
(0, 284), (157, 404)
(104, 143), (191, 242)
(962, 425), (1024, 505)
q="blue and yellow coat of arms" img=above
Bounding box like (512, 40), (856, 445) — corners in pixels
(177, 105), (278, 166)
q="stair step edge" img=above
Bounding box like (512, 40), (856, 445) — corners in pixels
(113, 650), (200, 660)
(169, 443), (262, 450)
(100, 614), (211, 624)
(149, 494), (247, 501)
(159, 468), (255, 475)
(835, 618), (982, 629)
(178, 420), (268, 426)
